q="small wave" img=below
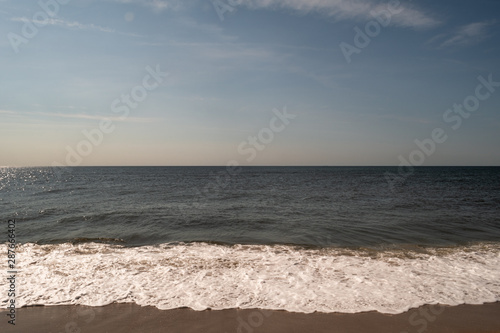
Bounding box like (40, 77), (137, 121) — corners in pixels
(68, 237), (126, 245)
(34, 237), (126, 246)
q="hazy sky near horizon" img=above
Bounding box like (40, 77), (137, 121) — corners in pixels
(1, 0), (499, 166)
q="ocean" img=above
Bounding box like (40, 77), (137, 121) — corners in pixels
(1, 166), (500, 314)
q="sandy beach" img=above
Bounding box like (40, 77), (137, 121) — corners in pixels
(2, 302), (500, 333)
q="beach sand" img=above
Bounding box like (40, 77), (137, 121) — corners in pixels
(2, 302), (500, 333)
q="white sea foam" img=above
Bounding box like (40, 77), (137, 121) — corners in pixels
(1, 242), (499, 314)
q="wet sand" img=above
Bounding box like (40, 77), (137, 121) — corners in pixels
(2, 302), (500, 333)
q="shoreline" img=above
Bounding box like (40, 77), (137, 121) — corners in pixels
(2, 302), (500, 332)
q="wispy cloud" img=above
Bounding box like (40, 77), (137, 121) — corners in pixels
(2, 110), (159, 123)
(0, 109), (16, 114)
(0, 9), (12, 16)
(429, 20), (496, 48)
(189, 43), (275, 61)
(377, 114), (431, 124)
(239, 0), (440, 29)
(109, 0), (439, 29)
(177, 16), (238, 42)
(11, 17), (115, 33)
(111, 0), (185, 12)
(30, 112), (160, 123)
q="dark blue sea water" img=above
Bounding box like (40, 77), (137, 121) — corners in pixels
(2, 166), (500, 247)
(2, 166), (500, 313)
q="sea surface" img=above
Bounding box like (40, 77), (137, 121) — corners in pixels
(1, 166), (500, 314)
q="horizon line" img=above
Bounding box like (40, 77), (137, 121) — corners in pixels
(2, 165), (500, 168)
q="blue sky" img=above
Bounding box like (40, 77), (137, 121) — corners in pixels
(1, 0), (499, 166)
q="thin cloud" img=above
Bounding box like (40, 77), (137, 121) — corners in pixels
(430, 21), (496, 49)
(0, 109), (17, 115)
(2, 110), (159, 123)
(111, 0), (185, 12)
(10, 16), (141, 37)
(378, 114), (431, 124)
(239, 0), (440, 29)
(11, 17), (115, 33)
(196, 44), (275, 60)
(111, 0), (440, 29)
(32, 112), (159, 123)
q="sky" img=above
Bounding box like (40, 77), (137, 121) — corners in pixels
(1, 0), (499, 166)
